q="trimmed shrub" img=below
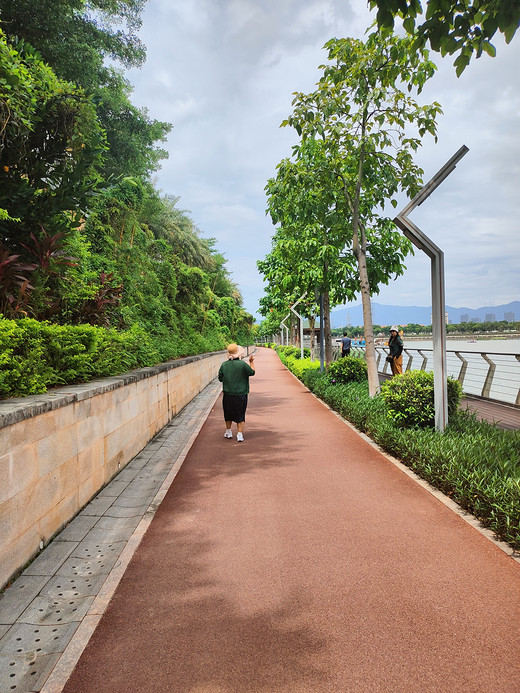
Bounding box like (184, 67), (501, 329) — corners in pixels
(0, 317), (224, 399)
(285, 356), (320, 379)
(328, 356), (367, 385)
(380, 370), (462, 428)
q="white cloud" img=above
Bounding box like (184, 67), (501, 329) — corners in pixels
(128, 0), (520, 319)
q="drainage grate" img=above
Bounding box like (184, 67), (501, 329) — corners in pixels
(18, 595), (94, 626)
(0, 622), (78, 692)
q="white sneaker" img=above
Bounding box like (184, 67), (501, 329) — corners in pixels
(224, 430), (232, 438)
(236, 433), (244, 442)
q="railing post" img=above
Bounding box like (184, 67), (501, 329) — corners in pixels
(375, 347), (383, 372)
(417, 350), (428, 372)
(516, 356), (520, 406)
(454, 351), (468, 388)
(403, 349), (413, 372)
(481, 353), (496, 399)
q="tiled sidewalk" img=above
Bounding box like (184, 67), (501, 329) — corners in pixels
(0, 379), (222, 693)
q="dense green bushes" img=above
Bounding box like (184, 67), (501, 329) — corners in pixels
(0, 25), (254, 390)
(0, 317), (226, 398)
(328, 356), (368, 385)
(380, 370), (462, 428)
(285, 360), (520, 550)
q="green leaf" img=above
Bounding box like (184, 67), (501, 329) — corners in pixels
(482, 40), (496, 57)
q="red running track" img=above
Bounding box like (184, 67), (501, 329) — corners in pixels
(63, 347), (520, 692)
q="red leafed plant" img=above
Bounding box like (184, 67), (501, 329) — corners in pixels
(0, 244), (37, 316)
(80, 272), (123, 326)
(20, 227), (77, 274)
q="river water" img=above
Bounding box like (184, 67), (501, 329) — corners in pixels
(402, 338), (520, 355)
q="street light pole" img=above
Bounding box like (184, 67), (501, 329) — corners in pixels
(394, 145), (469, 432)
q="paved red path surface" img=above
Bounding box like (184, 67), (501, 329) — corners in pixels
(63, 348), (520, 692)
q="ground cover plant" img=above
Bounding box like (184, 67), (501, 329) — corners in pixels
(279, 353), (520, 551)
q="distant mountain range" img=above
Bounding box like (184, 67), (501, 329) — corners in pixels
(330, 301), (520, 328)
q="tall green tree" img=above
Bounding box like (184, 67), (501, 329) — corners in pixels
(262, 140), (360, 364)
(280, 31), (441, 395)
(369, 0), (519, 75)
(0, 0), (171, 179)
(0, 30), (105, 252)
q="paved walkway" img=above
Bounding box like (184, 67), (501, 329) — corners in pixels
(0, 381), (222, 693)
(2, 348), (520, 692)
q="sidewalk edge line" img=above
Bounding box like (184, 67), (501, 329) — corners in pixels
(284, 363), (520, 566)
(40, 383), (222, 693)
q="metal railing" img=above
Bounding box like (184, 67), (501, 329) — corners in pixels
(334, 345), (520, 407)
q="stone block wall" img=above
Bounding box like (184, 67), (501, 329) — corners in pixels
(0, 352), (224, 590)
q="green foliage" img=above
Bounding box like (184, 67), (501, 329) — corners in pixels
(1, 0), (171, 180)
(262, 30), (441, 391)
(0, 30), (106, 251)
(277, 345), (310, 360)
(0, 12), (254, 371)
(328, 356), (368, 385)
(380, 370), (463, 428)
(285, 356), (320, 380)
(369, 0), (519, 74)
(0, 316), (227, 398)
(282, 353), (520, 550)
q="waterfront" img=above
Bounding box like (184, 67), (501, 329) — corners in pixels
(402, 338), (520, 354)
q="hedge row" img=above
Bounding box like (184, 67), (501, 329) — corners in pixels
(0, 317), (225, 398)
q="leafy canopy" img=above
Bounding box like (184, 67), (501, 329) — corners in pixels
(369, 0), (519, 75)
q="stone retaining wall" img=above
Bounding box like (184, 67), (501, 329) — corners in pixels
(0, 351), (224, 590)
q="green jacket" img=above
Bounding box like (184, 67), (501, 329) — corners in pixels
(218, 358), (255, 395)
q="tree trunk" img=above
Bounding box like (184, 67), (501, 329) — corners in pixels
(349, 111), (379, 396)
(309, 314), (316, 361)
(323, 290), (333, 367)
(357, 253), (379, 396)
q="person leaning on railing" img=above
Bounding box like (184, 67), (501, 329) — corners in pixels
(388, 326), (403, 376)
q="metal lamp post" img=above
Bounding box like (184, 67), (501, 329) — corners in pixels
(394, 145), (469, 432)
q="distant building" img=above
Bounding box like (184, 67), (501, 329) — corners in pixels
(430, 312), (449, 324)
(472, 316), (481, 323)
(504, 312), (515, 322)
(460, 313), (470, 323)
(485, 313), (496, 322)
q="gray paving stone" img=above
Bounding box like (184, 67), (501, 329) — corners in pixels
(112, 494), (154, 508)
(18, 595), (94, 626)
(113, 466), (140, 482)
(77, 526), (135, 544)
(0, 624), (9, 639)
(94, 515), (141, 532)
(54, 515), (99, 542)
(82, 496), (116, 516)
(55, 551), (120, 578)
(103, 504), (150, 518)
(23, 542), (76, 577)
(71, 539), (126, 560)
(39, 574), (107, 600)
(0, 622), (79, 656)
(0, 651), (61, 692)
(0, 576), (51, 625)
(96, 480), (130, 497)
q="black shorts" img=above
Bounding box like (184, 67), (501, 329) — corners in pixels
(222, 393), (248, 423)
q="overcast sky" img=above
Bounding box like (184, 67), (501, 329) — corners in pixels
(127, 0), (520, 320)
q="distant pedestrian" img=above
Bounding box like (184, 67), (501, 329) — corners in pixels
(336, 332), (352, 357)
(388, 326), (403, 376)
(218, 343), (255, 442)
